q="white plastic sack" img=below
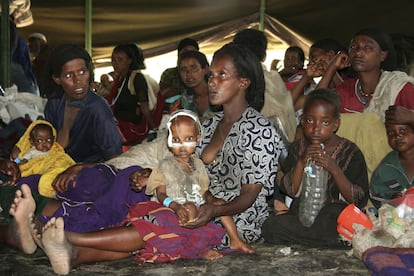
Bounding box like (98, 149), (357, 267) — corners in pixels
(0, 86), (46, 124)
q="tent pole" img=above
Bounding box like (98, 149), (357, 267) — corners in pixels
(1, 0), (11, 89)
(259, 0), (265, 31)
(85, 0), (92, 56)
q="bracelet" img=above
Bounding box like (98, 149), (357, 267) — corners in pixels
(163, 197), (174, 207)
(14, 157), (21, 164)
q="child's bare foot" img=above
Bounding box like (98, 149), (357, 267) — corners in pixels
(200, 248), (223, 260)
(230, 240), (254, 254)
(9, 184), (37, 254)
(41, 217), (72, 275)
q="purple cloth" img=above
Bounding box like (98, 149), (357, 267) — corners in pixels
(16, 174), (41, 194)
(363, 246), (414, 276)
(42, 164), (150, 232)
(56, 164), (117, 203)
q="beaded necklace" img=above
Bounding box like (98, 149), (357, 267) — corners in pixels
(355, 79), (373, 106)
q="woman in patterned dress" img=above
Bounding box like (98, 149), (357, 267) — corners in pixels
(188, 42), (284, 244)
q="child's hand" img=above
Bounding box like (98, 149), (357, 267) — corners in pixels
(52, 164), (84, 193)
(19, 159), (28, 165)
(175, 205), (189, 225)
(330, 51), (350, 71)
(301, 142), (325, 163)
(311, 150), (337, 173)
(10, 146), (21, 160)
(306, 56), (328, 78)
(301, 143), (338, 173)
(306, 143), (337, 173)
(392, 192), (403, 199)
(0, 159), (21, 185)
(129, 168), (152, 192)
(182, 202), (198, 223)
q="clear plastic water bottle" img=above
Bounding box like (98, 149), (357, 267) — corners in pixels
(298, 157), (329, 227)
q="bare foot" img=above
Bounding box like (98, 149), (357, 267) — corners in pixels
(273, 199), (289, 215)
(200, 248), (223, 260)
(9, 184), (37, 254)
(230, 240), (254, 254)
(42, 217), (72, 275)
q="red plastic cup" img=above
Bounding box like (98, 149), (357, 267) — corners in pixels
(337, 203), (373, 240)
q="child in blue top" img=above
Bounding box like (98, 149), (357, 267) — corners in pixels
(370, 121), (414, 208)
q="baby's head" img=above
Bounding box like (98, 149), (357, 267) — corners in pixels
(301, 88), (340, 145)
(29, 123), (55, 152)
(166, 109), (202, 156)
(100, 73), (113, 87)
(385, 122), (414, 153)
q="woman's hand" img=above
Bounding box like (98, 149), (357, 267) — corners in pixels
(129, 168), (152, 192)
(0, 159), (20, 185)
(52, 164), (84, 193)
(182, 203), (216, 228)
(183, 184), (261, 228)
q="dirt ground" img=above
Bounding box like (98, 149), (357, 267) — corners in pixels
(0, 240), (370, 276)
(0, 195), (370, 275)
